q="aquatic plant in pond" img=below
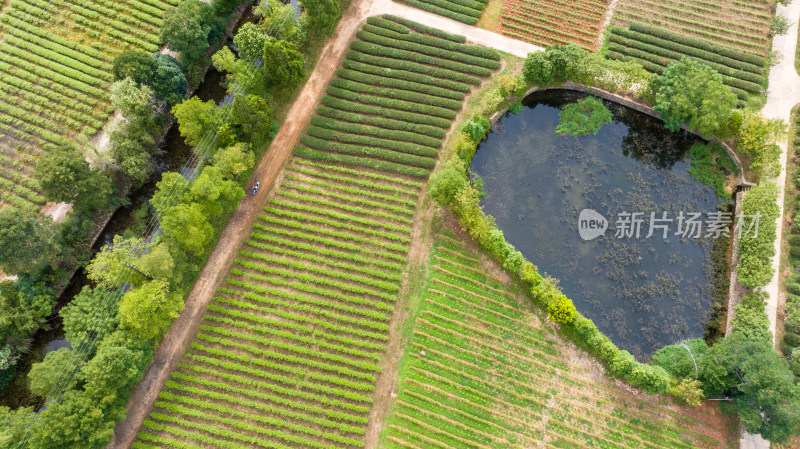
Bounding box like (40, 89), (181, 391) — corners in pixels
(470, 90), (731, 359)
(556, 96), (613, 136)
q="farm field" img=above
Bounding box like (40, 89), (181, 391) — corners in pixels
(380, 231), (735, 449)
(499, 0), (611, 50)
(392, 0), (488, 25)
(610, 0), (774, 57)
(605, 23), (767, 105)
(0, 0), (176, 211)
(131, 16), (502, 449)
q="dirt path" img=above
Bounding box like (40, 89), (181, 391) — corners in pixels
(106, 0), (373, 445)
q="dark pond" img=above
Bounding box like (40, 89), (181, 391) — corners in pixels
(470, 89), (730, 359)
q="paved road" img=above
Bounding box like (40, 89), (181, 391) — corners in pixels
(741, 1), (800, 447)
(368, 0), (542, 57)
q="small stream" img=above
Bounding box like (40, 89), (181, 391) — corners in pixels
(0, 8), (262, 408)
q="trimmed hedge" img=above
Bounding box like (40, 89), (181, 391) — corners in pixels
(363, 23), (500, 61)
(356, 25), (500, 70)
(306, 122), (440, 156)
(300, 136), (436, 169)
(391, 0), (478, 25)
(628, 22), (767, 67)
(342, 59), (471, 93)
(321, 96), (453, 129)
(316, 105), (447, 139)
(294, 147), (431, 178)
(365, 16), (410, 34)
(337, 69), (465, 101)
(383, 15), (467, 43)
(309, 115), (441, 149)
(346, 50), (482, 85)
(608, 26), (763, 78)
(350, 41), (492, 77)
(606, 45), (755, 98)
(329, 78), (462, 111)
(326, 85), (458, 119)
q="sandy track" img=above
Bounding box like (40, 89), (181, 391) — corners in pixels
(106, 0), (373, 445)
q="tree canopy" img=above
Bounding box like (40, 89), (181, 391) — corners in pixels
(0, 209), (60, 276)
(171, 96), (217, 147)
(650, 57), (737, 136)
(301, 0), (339, 36)
(161, 0), (216, 64)
(262, 38), (305, 88)
(34, 145), (112, 212)
(118, 279), (184, 341)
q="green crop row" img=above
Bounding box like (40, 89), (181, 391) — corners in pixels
(607, 26), (763, 79)
(240, 248), (401, 292)
(606, 43), (761, 93)
(280, 178), (415, 216)
(383, 15), (467, 42)
(276, 185), (413, 224)
(317, 105), (447, 139)
(356, 30), (500, 70)
(236, 254), (400, 300)
(164, 379), (367, 429)
(209, 309), (383, 363)
(394, 0), (479, 24)
(213, 292), (390, 343)
(249, 231), (405, 271)
(337, 68), (465, 101)
(203, 314), (382, 361)
(141, 418), (252, 449)
(303, 127), (438, 161)
(200, 324), (381, 375)
(350, 41), (491, 77)
(3, 34), (111, 81)
(0, 13), (107, 61)
(330, 76), (463, 110)
(300, 136), (437, 170)
(206, 300), (312, 334)
(280, 172), (416, 206)
(196, 332), (379, 385)
(288, 164), (420, 198)
(326, 85), (457, 120)
(347, 50), (482, 85)
(294, 158), (423, 189)
(254, 216), (409, 253)
(267, 197), (412, 236)
(0, 82), (97, 129)
(342, 59), (470, 94)
(321, 95), (452, 129)
(627, 22), (766, 66)
(365, 16), (410, 34)
(366, 20), (500, 60)
(153, 399), (364, 448)
(311, 115), (444, 148)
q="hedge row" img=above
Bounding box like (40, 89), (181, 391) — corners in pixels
(383, 15), (467, 43)
(310, 115), (443, 149)
(365, 16), (410, 34)
(628, 22), (767, 66)
(316, 105), (447, 139)
(392, 0), (478, 25)
(321, 96), (451, 129)
(327, 85), (457, 119)
(300, 136), (437, 169)
(294, 147), (430, 178)
(605, 45), (759, 96)
(303, 128), (438, 160)
(347, 50), (482, 85)
(342, 59), (471, 93)
(608, 26), (763, 77)
(329, 77), (463, 111)
(337, 68), (465, 101)
(350, 41), (492, 77)
(357, 30), (500, 70)
(364, 22), (500, 61)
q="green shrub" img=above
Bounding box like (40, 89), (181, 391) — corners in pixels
(547, 295), (576, 324)
(556, 96), (612, 136)
(365, 16), (409, 34)
(383, 15), (468, 43)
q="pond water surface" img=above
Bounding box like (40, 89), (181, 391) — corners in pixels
(470, 90), (730, 359)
